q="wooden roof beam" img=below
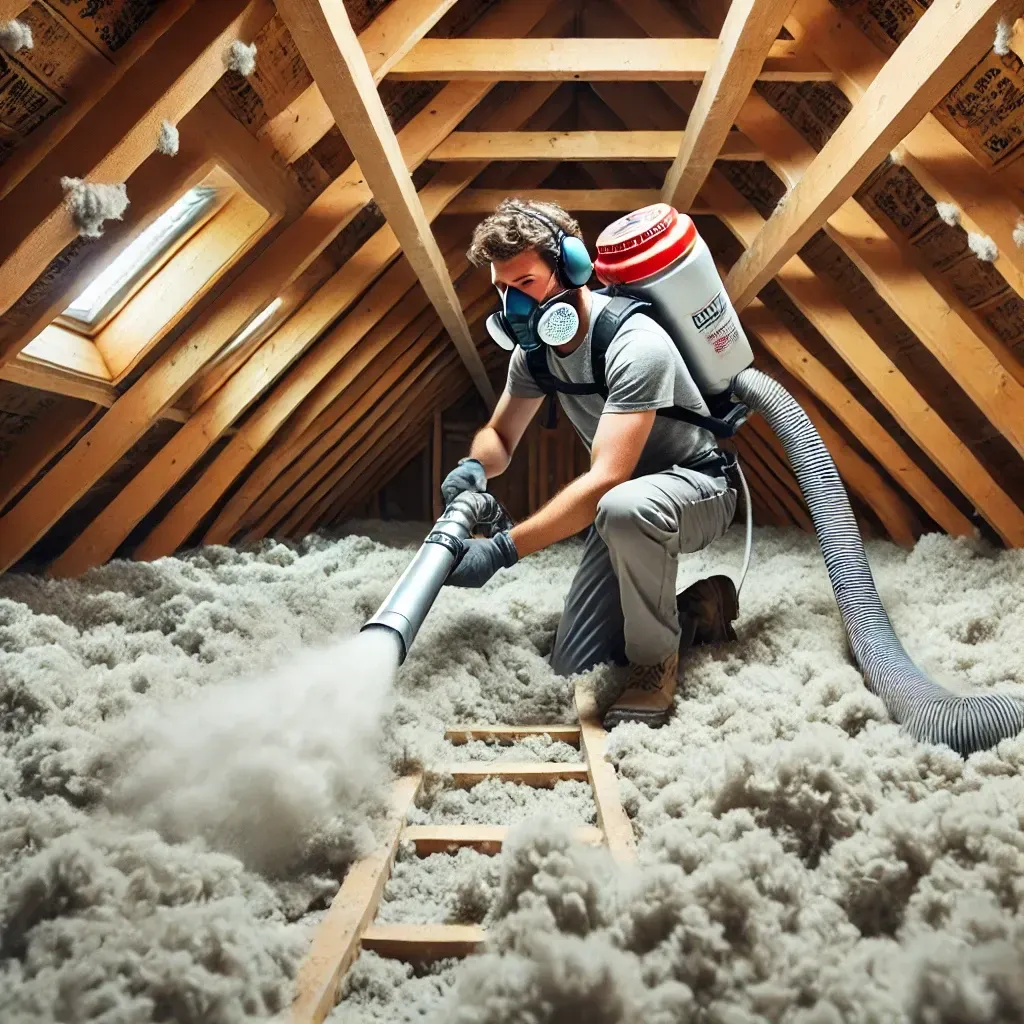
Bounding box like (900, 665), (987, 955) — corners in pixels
(786, 0), (1024, 301)
(723, 93), (1024, 457)
(282, 348), (464, 536)
(723, 0), (1022, 310)
(276, 0), (493, 404)
(0, 0), (273, 327)
(745, 347), (922, 547)
(222, 305), (441, 544)
(661, 0), (796, 211)
(387, 37), (831, 81)
(598, 4), (1015, 540)
(431, 130), (760, 162)
(48, 86), (560, 573)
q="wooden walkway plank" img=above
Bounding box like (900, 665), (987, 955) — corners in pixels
(403, 823), (603, 855)
(360, 923), (486, 960)
(437, 762), (590, 788)
(445, 724), (581, 746)
(574, 685), (638, 864)
(291, 773), (422, 1024)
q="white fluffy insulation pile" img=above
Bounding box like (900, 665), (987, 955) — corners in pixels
(1, 520), (1023, 1022)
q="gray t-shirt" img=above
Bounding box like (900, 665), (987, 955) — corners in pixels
(506, 292), (716, 476)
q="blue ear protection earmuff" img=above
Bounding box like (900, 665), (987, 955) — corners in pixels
(484, 204), (593, 352)
(512, 203), (593, 289)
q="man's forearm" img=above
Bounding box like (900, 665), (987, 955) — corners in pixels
(468, 426), (511, 478)
(509, 470), (613, 557)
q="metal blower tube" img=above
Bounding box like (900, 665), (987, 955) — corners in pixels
(360, 491), (513, 663)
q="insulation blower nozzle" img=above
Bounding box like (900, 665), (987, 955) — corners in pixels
(360, 491), (514, 663)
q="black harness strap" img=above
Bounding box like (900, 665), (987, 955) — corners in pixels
(525, 295), (741, 438)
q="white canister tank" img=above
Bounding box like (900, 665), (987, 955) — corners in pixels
(593, 204), (754, 395)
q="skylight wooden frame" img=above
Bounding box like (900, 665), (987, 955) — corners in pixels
(15, 163), (272, 390)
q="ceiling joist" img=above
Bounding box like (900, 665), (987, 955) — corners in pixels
(430, 130), (761, 161)
(386, 37), (832, 81)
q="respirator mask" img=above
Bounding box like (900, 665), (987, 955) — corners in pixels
(482, 203), (594, 353)
(485, 274), (581, 353)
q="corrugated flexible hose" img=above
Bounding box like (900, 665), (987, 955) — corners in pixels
(732, 367), (1024, 757)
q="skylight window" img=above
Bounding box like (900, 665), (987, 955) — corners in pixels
(60, 186), (221, 331)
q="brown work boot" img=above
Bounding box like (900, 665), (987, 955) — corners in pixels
(676, 574), (739, 647)
(602, 650), (679, 729)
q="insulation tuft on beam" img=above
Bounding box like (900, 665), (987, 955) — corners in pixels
(967, 232), (999, 262)
(157, 120), (180, 156)
(993, 18), (1013, 55)
(0, 19), (32, 54)
(60, 177), (130, 238)
(934, 201), (961, 227)
(225, 39), (257, 76)
(1014, 217), (1024, 249)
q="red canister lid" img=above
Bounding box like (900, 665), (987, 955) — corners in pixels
(593, 203), (697, 285)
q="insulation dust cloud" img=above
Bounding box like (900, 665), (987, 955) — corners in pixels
(105, 627), (401, 878)
(1, 524), (1023, 1022)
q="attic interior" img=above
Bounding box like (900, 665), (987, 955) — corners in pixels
(1, 0), (1023, 1021)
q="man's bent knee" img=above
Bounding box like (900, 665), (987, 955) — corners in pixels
(595, 480), (674, 546)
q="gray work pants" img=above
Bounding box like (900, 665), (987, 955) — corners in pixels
(549, 465), (737, 675)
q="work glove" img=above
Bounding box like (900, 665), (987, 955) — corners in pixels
(445, 530), (518, 588)
(440, 457), (487, 507)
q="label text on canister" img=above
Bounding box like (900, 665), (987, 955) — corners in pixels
(691, 290), (737, 354)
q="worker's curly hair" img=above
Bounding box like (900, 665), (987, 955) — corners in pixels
(466, 198), (583, 271)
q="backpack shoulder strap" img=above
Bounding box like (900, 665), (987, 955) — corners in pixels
(589, 293), (652, 395)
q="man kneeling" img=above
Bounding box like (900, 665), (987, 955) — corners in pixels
(441, 199), (739, 728)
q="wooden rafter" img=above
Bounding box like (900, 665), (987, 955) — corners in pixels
(722, 95), (1024, 459)
(386, 37), (831, 81)
(723, 0), (1022, 310)
(156, 101), (563, 554)
(257, 291), (496, 540)
(741, 299), (972, 541)
(661, 0), (795, 211)
(283, 348), (466, 536)
(0, 0), (273, 328)
(60, 90), (558, 572)
(604, 0), (1023, 546)
(276, 0), (492, 403)
(430, 130), (761, 162)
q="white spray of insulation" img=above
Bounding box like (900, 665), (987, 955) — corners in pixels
(1013, 217), (1024, 249)
(1, 522), (1022, 1022)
